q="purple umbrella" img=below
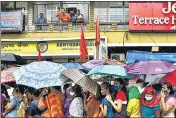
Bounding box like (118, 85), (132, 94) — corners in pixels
(82, 59), (105, 69)
(126, 60), (174, 75)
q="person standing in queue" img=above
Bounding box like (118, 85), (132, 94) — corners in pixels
(141, 86), (160, 118)
(99, 82), (114, 118)
(106, 78), (127, 118)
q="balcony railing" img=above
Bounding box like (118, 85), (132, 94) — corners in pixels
(25, 22), (128, 32)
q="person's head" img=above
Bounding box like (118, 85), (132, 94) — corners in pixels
(143, 86), (155, 101)
(32, 90), (41, 98)
(63, 84), (70, 93)
(141, 86), (159, 107)
(52, 86), (61, 92)
(26, 88), (35, 100)
(114, 78), (126, 93)
(15, 86), (25, 98)
(70, 11), (75, 15)
(77, 9), (81, 15)
(72, 84), (83, 98)
(40, 13), (44, 18)
(12, 88), (17, 96)
(162, 82), (173, 96)
(61, 8), (66, 14)
(101, 82), (110, 96)
(128, 86), (140, 100)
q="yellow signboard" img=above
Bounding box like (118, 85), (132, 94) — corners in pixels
(1, 40), (95, 56)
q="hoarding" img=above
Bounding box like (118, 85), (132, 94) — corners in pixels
(129, 2), (176, 32)
(1, 11), (24, 32)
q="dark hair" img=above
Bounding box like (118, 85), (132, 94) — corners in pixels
(1, 85), (10, 99)
(63, 84), (70, 92)
(101, 82), (110, 90)
(16, 86), (25, 95)
(72, 85), (83, 99)
(32, 90), (41, 97)
(115, 78), (127, 95)
(53, 86), (61, 91)
(163, 82), (174, 95)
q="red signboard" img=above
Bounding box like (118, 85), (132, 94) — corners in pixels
(129, 2), (176, 32)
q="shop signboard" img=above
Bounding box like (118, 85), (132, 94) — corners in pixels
(1, 39), (95, 56)
(129, 2), (176, 32)
(1, 11), (24, 32)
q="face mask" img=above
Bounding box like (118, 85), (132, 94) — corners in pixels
(173, 88), (176, 92)
(145, 95), (153, 101)
(113, 85), (120, 91)
(162, 89), (169, 95)
(70, 92), (74, 96)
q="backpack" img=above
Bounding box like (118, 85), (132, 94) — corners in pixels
(41, 93), (64, 117)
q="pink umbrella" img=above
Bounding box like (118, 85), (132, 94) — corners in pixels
(82, 59), (105, 69)
(1, 67), (17, 84)
(126, 60), (174, 75)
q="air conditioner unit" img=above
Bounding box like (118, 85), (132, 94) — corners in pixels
(110, 53), (125, 62)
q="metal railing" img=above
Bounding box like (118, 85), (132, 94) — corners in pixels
(25, 22), (128, 32)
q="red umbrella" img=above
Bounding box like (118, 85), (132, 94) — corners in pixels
(161, 70), (176, 87)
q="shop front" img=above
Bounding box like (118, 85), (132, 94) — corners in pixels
(1, 37), (108, 63)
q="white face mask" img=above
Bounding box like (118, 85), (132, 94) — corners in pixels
(70, 92), (74, 96)
(145, 95), (153, 101)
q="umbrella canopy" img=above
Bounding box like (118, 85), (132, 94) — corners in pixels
(62, 62), (88, 70)
(144, 74), (166, 85)
(1, 53), (26, 65)
(82, 59), (105, 69)
(11, 61), (66, 89)
(62, 68), (100, 95)
(161, 70), (176, 87)
(126, 60), (174, 75)
(1, 67), (17, 84)
(87, 65), (133, 78)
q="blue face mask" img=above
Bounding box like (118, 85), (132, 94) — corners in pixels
(113, 85), (120, 91)
(173, 88), (176, 92)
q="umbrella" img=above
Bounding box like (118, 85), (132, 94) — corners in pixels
(1, 67), (17, 84)
(11, 61), (67, 89)
(1, 53), (26, 65)
(126, 60), (174, 75)
(87, 65), (134, 79)
(62, 62), (89, 71)
(82, 59), (105, 69)
(62, 68), (100, 95)
(161, 70), (176, 87)
(144, 74), (166, 85)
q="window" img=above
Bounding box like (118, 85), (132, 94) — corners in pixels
(33, 2), (60, 23)
(94, 1), (129, 22)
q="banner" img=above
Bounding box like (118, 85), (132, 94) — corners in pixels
(126, 50), (176, 64)
(1, 40), (95, 56)
(1, 11), (23, 32)
(99, 41), (108, 59)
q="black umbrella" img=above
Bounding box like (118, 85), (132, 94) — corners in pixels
(1, 53), (26, 65)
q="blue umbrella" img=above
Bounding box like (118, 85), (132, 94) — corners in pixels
(62, 63), (89, 71)
(11, 61), (66, 89)
(87, 65), (134, 79)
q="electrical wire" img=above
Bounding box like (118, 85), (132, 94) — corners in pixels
(146, 33), (165, 52)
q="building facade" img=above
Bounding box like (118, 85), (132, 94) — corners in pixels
(1, 1), (176, 63)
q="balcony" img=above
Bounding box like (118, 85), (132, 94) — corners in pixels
(25, 22), (128, 33)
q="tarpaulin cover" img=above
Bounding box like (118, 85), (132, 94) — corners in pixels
(126, 50), (176, 65)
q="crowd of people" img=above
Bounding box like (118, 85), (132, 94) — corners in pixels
(37, 8), (84, 24)
(1, 78), (176, 118)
